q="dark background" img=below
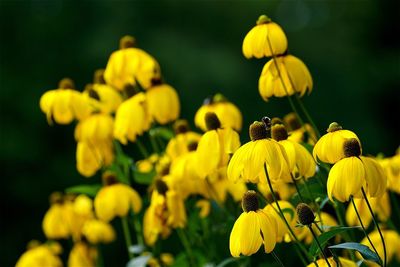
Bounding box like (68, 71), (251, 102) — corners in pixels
(1, 0), (399, 266)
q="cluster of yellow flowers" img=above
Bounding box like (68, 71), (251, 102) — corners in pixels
(17, 14), (400, 267)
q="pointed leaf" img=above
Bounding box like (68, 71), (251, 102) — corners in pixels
(328, 242), (381, 264)
(309, 226), (361, 257)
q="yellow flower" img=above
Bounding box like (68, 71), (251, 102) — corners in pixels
(75, 113), (114, 143)
(313, 122), (360, 164)
(166, 120), (201, 159)
(209, 173), (248, 203)
(195, 112), (240, 178)
(230, 191), (277, 257)
(195, 200), (211, 218)
(194, 94), (242, 132)
(73, 194), (94, 218)
(76, 140), (114, 177)
(148, 253), (174, 267)
(82, 219), (116, 244)
(68, 242), (97, 267)
(113, 92), (152, 144)
(42, 193), (73, 239)
(39, 78), (91, 124)
(360, 230), (400, 266)
(83, 75), (122, 114)
(242, 15), (287, 59)
(346, 192), (391, 227)
(264, 200), (297, 243)
(94, 173), (142, 222)
(104, 35), (161, 90)
(166, 190), (187, 228)
(146, 81), (180, 124)
(16, 242), (63, 267)
(307, 257), (357, 267)
(227, 120), (291, 184)
(378, 151), (400, 194)
(327, 139), (387, 202)
(271, 124), (316, 178)
(259, 54), (313, 101)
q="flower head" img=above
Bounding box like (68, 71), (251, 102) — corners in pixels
(259, 54), (313, 101)
(104, 35), (161, 90)
(194, 94), (242, 132)
(227, 118), (291, 183)
(94, 172), (142, 222)
(313, 122), (360, 164)
(230, 191), (277, 257)
(242, 15), (287, 58)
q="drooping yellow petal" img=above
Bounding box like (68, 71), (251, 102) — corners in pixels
(196, 130), (221, 178)
(327, 157), (365, 202)
(146, 84), (180, 124)
(360, 156), (387, 198)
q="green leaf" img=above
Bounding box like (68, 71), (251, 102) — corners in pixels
(309, 226), (361, 257)
(328, 242), (381, 264)
(65, 184), (101, 197)
(149, 127), (174, 140)
(132, 169), (156, 185)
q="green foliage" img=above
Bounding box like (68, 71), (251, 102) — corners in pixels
(328, 242), (381, 264)
(65, 184), (101, 197)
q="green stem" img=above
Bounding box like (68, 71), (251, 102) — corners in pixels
(263, 163), (313, 263)
(265, 36), (306, 129)
(121, 217), (134, 259)
(308, 225), (332, 267)
(291, 173), (304, 203)
(293, 243), (310, 267)
(133, 215), (144, 246)
(350, 196), (382, 266)
(294, 94), (321, 139)
(361, 188), (386, 267)
(149, 133), (160, 154)
(136, 139), (149, 158)
(177, 228), (196, 266)
(272, 251), (285, 267)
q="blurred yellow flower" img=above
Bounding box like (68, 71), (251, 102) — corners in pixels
(360, 230), (400, 266)
(104, 35), (161, 90)
(146, 81), (180, 124)
(82, 219), (116, 244)
(42, 193), (73, 240)
(113, 92), (152, 144)
(284, 113), (317, 145)
(166, 120), (201, 160)
(39, 78), (91, 124)
(68, 242), (97, 267)
(16, 242), (63, 267)
(76, 140), (114, 177)
(259, 54), (313, 101)
(264, 200), (297, 243)
(195, 200), (211, 218)
(307, 257), (357, 267)
(194, 94), (242, 132)
(242, 15), (287, 58)
(378, 151), (400, 194)
(346, 192), (391, 227)
(94, 173), (142, 222)
(74, 113), (114, 143)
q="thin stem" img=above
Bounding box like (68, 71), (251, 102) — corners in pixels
(308, 225), (332, 267)
(361, 188), (387, 267)
(293, 243), (310, 267)
(271, 251), (285, 267)
(177, 228), (196, 266)
(313, 222), (324, 234)
(135, 139), (149, 158)
(265, 36), (306, 129)
(294, 94), (321, 138)
(149, 133), (160, 154)
(263, 163), (313, 262)
(350, 196), (382, 265)
(291, 173), (305, 203)
(121, 217), (134, 259)
(133, 215), (144, 246)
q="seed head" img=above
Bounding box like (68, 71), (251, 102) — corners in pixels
(343, 138), (361, 157)
(241, 190), (259, 212)
(271, 124), (288, 141)
(205, 112), (221, 131)
(296, 203), (315, 226)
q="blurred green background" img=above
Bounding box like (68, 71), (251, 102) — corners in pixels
(1, 0), (399, 266)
